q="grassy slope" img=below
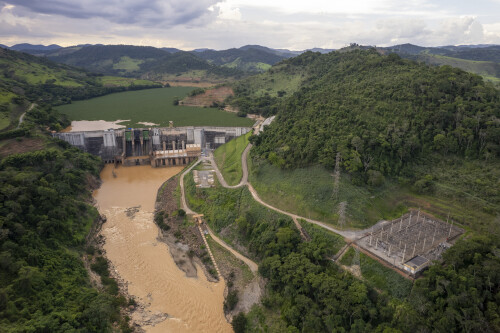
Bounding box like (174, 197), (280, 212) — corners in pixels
(206, 235), (254, 284)
(222, 58), (272, 72)
(214, 132), (251, 185)
(0, 112), (9, 131)
(419, 54), (500, 82)
(340, 247), (413, 299)
(235, 63), (307, 98)
(56, 87), (254, 128)
(112, 56), (143, 72)
(0, 48), (160, 131)
(0, 56), (83, 87)
(153, 70), (238, 84)
(248, 158), (406, 229)
(248, 155), (500, 232)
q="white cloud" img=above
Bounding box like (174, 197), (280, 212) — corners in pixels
(0, 0), (499, 49)
(214, 2), (241, 20)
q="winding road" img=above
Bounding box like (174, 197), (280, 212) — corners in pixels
(180, 157), (259, 273)
(180, 120), (378, 274)
(207, 143), (364, 240)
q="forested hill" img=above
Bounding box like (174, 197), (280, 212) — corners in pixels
(0, 47), (161, 104)
(193, 46), (289, 72)
(252, 50), (500, 175)
(0, 48), (161, 131)
(0, 48), (139, 331)
(381, 44), (500, 83)
(42, 45), (245, 79)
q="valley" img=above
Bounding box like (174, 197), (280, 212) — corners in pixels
(94, 165), (231, 332)
(55, 87), (254, 129)
(0, 39), (499, 333)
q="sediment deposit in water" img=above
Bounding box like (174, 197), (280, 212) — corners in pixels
(94, 165), (232, 332)
(62, 120), (129, 132)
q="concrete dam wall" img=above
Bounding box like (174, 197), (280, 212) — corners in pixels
(53, 126), (251, 167)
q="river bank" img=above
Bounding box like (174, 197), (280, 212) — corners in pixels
(93, 164), (232, 332)
(156, 173), (263, 321)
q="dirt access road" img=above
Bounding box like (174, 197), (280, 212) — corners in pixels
(179, 117), (387, 275)
(17, 103), (35, 129)
(180, 158), (258, 273)
(207, 144), (366, 241)
(180, 146), (360, 275)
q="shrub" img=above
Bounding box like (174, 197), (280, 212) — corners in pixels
(232, 312), (247, 333)
(224, 290), (239, 311)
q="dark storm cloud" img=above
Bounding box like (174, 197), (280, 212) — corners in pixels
(5, 0), (220, 26)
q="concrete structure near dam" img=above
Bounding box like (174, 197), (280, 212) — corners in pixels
(53, 126), (251, 167)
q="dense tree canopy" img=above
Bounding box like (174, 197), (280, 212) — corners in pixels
(252, 50), (500, 176)
(0, 146), (129, 331)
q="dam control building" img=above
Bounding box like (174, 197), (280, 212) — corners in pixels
(53, 126), (251, 167)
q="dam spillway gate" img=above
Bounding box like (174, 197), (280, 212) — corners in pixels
(53, 126), (251, 167)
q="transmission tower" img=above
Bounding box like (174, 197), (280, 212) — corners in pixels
(338, 201), (347, 229)
(332, 152), (341, 200)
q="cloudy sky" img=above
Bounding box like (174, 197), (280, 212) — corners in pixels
(1, 0), (500, 50)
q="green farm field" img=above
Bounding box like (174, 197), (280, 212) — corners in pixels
(56, 87), (254, 128)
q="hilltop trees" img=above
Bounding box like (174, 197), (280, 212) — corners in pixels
(252, 50), (500, 177)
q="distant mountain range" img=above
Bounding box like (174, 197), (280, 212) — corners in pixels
(0, 43), (334, 74)
(1, 42), (499, 82)
(377, 43), (500, 83)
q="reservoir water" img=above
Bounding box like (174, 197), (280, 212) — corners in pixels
(93, 165), (232, 332)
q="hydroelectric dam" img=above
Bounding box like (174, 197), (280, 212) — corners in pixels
(53, 126), (251, 167)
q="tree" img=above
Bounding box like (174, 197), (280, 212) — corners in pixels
(232, 312), (247, 333)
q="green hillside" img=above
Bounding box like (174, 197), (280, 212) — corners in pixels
(0, 51), (140, 331)
(0, 48), (161, 132)
(235, 50), (500, 332)
(44, 45), (245, 81)
(382, 43), (500, 83)
(194, 47), (287, 73)
(253, 50), (499, 170)
(46, 45), (167, 76)
(416, 54), (500, 83)
(227, 53), (319, 115)
(249, 50), (500, 231)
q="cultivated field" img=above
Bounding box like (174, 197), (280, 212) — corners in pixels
(56, 87), (254, 128)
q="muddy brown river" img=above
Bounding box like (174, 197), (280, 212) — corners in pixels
(94, 165), (232, 332)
